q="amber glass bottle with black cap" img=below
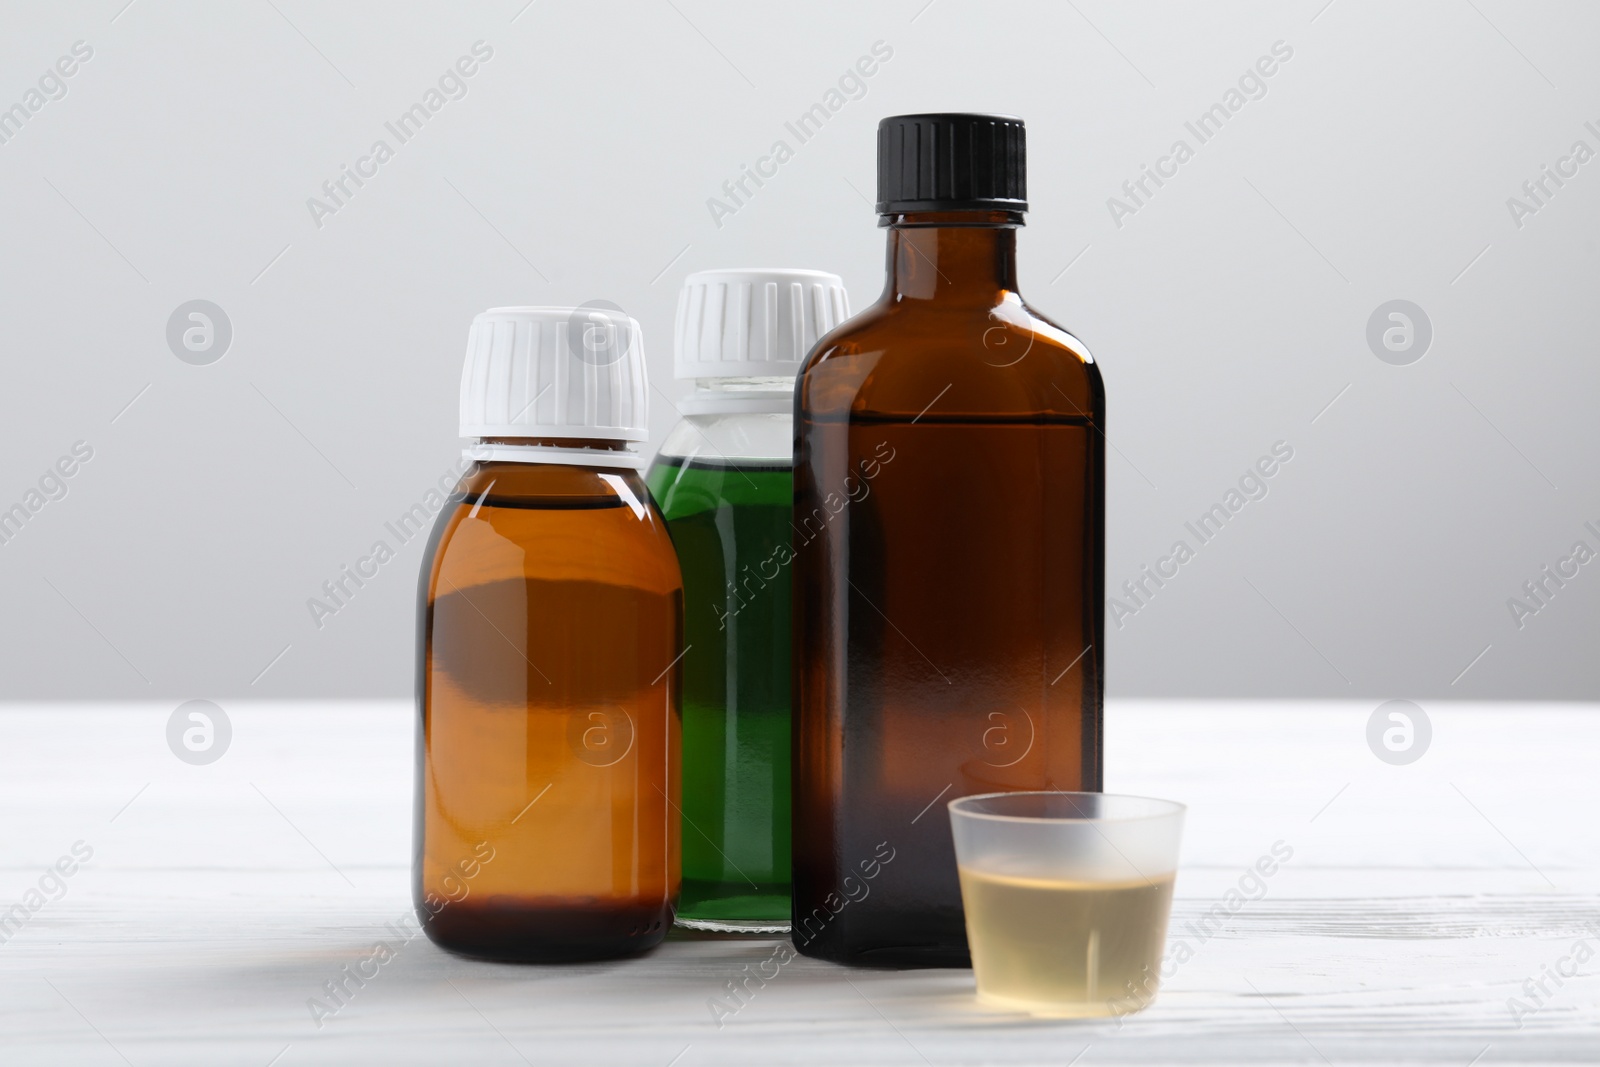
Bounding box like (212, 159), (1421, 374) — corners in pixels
(792, 114), (1105, 966)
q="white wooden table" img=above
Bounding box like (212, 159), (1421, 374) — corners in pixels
(2, 701), (1595, 1065)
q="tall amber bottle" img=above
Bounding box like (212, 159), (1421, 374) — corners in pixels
(416, 306), (682, 961)
(792, 114), (1104, 966)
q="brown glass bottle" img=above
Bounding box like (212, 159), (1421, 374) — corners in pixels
(415, 450), (683, 961)
(792, 114), (1104, 967)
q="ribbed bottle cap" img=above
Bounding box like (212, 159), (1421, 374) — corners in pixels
(674, 269), (850, 381)
(876, 113), (1028, 215)
(459, 305), (648, 442)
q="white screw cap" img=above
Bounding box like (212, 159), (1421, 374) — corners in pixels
(674, 269), (849, 380)
(459, 305), (649, 442)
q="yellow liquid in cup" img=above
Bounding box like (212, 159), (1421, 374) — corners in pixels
(958, 869), (1175, 1016)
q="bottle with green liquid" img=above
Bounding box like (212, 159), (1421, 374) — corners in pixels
(646, 268), (849, 931)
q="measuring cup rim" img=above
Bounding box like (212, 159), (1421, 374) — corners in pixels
(948, 790), (1186, 824)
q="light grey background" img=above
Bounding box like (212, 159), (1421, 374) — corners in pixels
(0, 0), (1595, 701)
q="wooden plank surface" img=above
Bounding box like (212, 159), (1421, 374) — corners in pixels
(1, 701), (1595, 1065)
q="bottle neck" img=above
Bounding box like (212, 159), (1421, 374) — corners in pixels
(471, 436), (644, 469)
(881, 210), (1022, 305)
(677, 376), (795, 416)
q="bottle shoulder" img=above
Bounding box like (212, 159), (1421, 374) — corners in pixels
(425, 462), (680, 593)
(646, 451), (792, 521)
(655, 411), (793, 463)
(798, 295), (1102, 421)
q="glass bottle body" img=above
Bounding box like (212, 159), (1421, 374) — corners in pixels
(415, 458), (682, 961)
(647, 399), (793, 930)
(792, 215), (1105, 966)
